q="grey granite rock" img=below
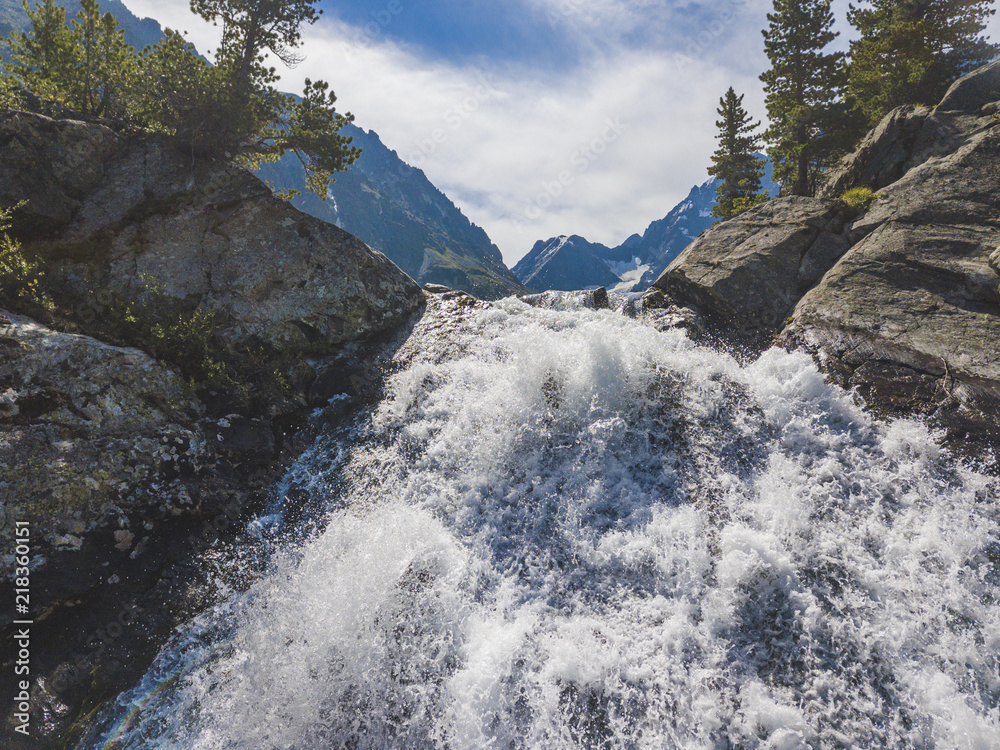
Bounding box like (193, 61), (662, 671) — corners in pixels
(3, 110), (426, 362)
(652, 197), (850, 331)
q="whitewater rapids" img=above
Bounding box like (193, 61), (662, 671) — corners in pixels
(81, 295), (999, 749)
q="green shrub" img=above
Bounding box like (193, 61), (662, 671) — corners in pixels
(77, 275), (294, 408)
(0, 202), (54, 315)
(89, 274), (239, 391)
(0, 74), (25, 109)
(838, 186), (877, 216)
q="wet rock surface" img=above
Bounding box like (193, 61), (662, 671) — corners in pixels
(651, 62), (1000, 454)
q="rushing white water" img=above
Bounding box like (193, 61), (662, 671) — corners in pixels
(82, 296), (1000, 750)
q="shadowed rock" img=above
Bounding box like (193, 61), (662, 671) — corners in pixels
(652, 197), (850, 332)
(2, 110), (425, 360)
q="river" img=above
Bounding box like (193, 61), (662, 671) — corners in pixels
(79, 295), (1000, 749)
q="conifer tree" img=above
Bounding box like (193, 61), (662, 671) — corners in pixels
(5, 0), (359, 197)
(848, 0), (998, 125)
(6, 0), (77, 102)
(69, 0), (135, 116)
(186, 0), (358, 195)
(7, 0), (134, 116)
(129, 29), (225, 145)
(707, 88), (767, 220)
(760, 0), (857, 196)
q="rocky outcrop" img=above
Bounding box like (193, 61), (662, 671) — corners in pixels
(936, 58), (1000, 113)
(786, 79), (1000, 447)
(2, 110), (425, 360)
(0, 110), (429, 746)
(819, 105), (932, 199)
(820, 59), (1000, 199)
(0, 309), (295, 746)
(651, 61), (1000, 452)
(653, 197), (851, 332)
(0, 114), (121, 235)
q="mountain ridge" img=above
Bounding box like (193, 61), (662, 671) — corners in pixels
(517, 161), (778, 293)
(256, 126), (528, 299)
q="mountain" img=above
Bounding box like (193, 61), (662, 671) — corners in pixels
(256, 129), (527, 300)
(517, 160), (778, 294)
(2, 0), (527, 300)
(512, 235), (621, 292)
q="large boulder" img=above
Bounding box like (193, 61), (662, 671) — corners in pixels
(784, 222), (1000, 435)
(936, 58), (1000, 113)
(820, 59), (1000, 199)
(819, 105), (932, 198)
(1, 110), (425, 360)
(649, 61), (1000, 451)
(785, 102), (1000, 446)
(652, 197), (850, 332)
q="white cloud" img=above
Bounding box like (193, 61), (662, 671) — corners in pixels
(118, 0), (1000, 267)
(120, 0), (221, 55)
(293, 4), (770, 264)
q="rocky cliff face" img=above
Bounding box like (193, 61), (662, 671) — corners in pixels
(653, 60), (1000, 453)
(0, 109), (425, 746)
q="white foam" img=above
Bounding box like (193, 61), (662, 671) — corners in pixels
(83, 299), (1000, 750)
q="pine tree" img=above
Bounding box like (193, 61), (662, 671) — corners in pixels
(6, 0), (135, 116)
(708, 88), (767, 220)
(187, 0), (359, 195)
(6, 0), (77, 102)
(190, 0), (321, 101)
(760, 0), (858, 197)
(130, 29), (225, 145)
(69, 0), (135, 116)
(6, 0), (359, 197)
(848, 0), (999, 125)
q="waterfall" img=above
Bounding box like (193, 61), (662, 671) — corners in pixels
(80, 295), (1000, 750)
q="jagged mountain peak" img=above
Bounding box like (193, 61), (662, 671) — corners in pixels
(515, 159), (778, 293)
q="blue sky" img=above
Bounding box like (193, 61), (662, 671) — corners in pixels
(319, 0), (585, 69)
(121, 0), (1000, 265)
